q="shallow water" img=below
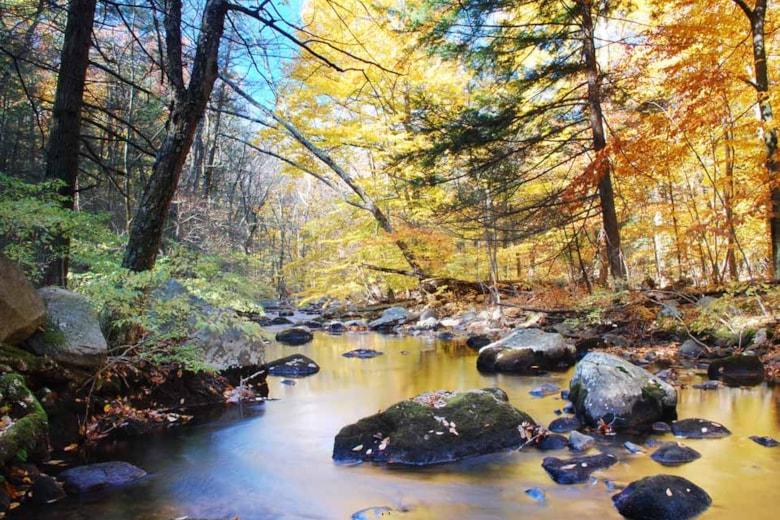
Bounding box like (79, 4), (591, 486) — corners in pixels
(27, 329), (780, 519)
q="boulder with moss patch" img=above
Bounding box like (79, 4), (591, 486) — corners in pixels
(569, 352), (677, 431)
(333, 388), (536, 465)
(26, 287), (107, 368)
(0, 255), (46, 345)
(0, 373), (48, 465)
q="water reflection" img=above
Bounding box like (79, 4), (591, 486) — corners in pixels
(25, 332), (780, 519)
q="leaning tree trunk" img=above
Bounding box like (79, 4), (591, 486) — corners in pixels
(734, 0), (779, 278)
(580, 0), (626, 282)
(41, 0), (97, 286)
(123, 0), (228, 271)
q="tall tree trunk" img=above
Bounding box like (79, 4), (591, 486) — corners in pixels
(580, 0), (626, 281)
(41, 0), (97, 286)
(123, 0), (228, 271)
(734, 0), (778, 277)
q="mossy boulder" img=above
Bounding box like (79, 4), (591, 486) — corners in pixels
(26, 287), (107, 368)
(569, 352), (677, 431)
(707, 355), (764, 386)
(0, 373), (48, 465)
(477, 329), (576, 374)
(332, 388), (536, 465)
(0, 255), (46, 345)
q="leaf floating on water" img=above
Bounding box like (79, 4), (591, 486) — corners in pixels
(366, 449), (373, 455)
(352, 444), (363, 452)
(561, 464), (576, 470)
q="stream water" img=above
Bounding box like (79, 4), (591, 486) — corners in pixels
(25, 327), (780, 519)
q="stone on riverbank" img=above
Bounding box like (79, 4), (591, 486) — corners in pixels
(59, 461), (146, 494)
(612, 475), (711, 520)
(569, 352), (677, 430)
(266, 354), (320, 377)
(0, 255), (45, 345)
(707, 355), (764, 386)
(541, 453), (618, 484)
(26, 287), (107, 368)
(275, 327), (313, 346)
(369, 307), (409, 332)
(333, 388), (535, 465)
(477, 329), (576, 374)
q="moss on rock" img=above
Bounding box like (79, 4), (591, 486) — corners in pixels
(0, 373), (48, 465)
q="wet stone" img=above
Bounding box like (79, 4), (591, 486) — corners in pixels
(651, 443), (701, 466)
(59, 462), (146, 494)
(568, 431), (595, 452)
(612, 474), (711, 520)
(541, 453), (618, 484)
(549, 416), (581, 433)
(671, 418), (731, 439)
(343, 349), (384, 359)
(525, 487), (546, 503)
(529, 383), (560, 398)
(266, 354), (320, 377)
(749, 435), (779, 448)
(652, 421), (671, 433)
(538, 434), (568, 451)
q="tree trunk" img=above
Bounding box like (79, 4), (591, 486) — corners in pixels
(580, 0), (626, 281)
(41, 0), (97, 286)
(122, 0), (228, 271)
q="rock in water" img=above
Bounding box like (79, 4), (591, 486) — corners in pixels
(651, 443), (701, 466)
(275, 327), (313, 346)
(332, 388), (536, 465)
(707, 355), (764, 386)
(466, 335), (492, 350)
(525, 487), (546, 503)
(568, 352), (677, 430)
(270, 316), (293, 325)
(0, 254), (45, 344)
(671, 418), (730, 439)
(548, 416), (581, 433)
(266, 354), (320, 377)
(343, 349), (383, 359)
(538, 434), (568, 451)
(529, 383), (560, 397)
(477, 329), (576, 374)
(30, 475), (66, 505)
(541, 453), (618, 484)
(351, 506), (393, 519)
(612, 475), (711, 520)
(26, 287), (108, 367)
(749, 435), (779, 448)
(59, 462), (146, 494)
(369, 307), (408, 332)
(568, 431), (595, 452)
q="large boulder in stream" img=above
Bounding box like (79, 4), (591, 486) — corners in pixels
(333, 388), (536, 465)
(612, 475), (712, 520)
(569, 352), (677, 430)
(477, 329), (576, 374)
(0, 255), (46, 344)
(369, 307), (409, 332)
(707, 355), (764, 386)
(26, 287), (108, 368)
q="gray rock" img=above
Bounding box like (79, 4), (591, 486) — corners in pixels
(659, 300), (682, 319)
(477, 328), (576, 374)
(679, 339), (706, 358)
(369, 306), (408, 331)
(548, 416), (581, 433)
(27, 287), (107, 367)
(612, 475), (711, 520)
(275, 327), (313, 346)
(415, 316), (439, 330)
(603, 333), (629, 348)
(59, 461), (146, 494)
(0, 254), (45, 344)
(266, 354), (320, 377)
(538, 434), (568, 451)
(624, 441), (644, 454)
(568, 431), (595, 452)
(569, 352), (677, 430)
(529, 383), (560, 397)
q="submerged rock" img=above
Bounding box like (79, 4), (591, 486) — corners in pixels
(27, 287), (108, 368)
(652, 421), (671, 433)
(477, 329), (576, 374)
(332, 388), (536, 465)
(749, 435), (779, 447)
(623, 441), (644, 454)
(671, 418), (730, 439)
(612, 474), (711, 520)
(275, 327), (313, 346)
(59, 461), (146, 494)
(270, 316), (294, 325)
(538, 434), (568, 451)
(466, 335), (492, 350)
(707, 355), (764, 386)
(525, 487), (546, 503)
(0, 254), (45, 344)
(266, 354), (320, 377)
(568, 352), (677, 430)
(529, 383), (560, 397)
(541, 453), (618, 484)
(650, 443), (701, 466)
(343, 349), (383, 359)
